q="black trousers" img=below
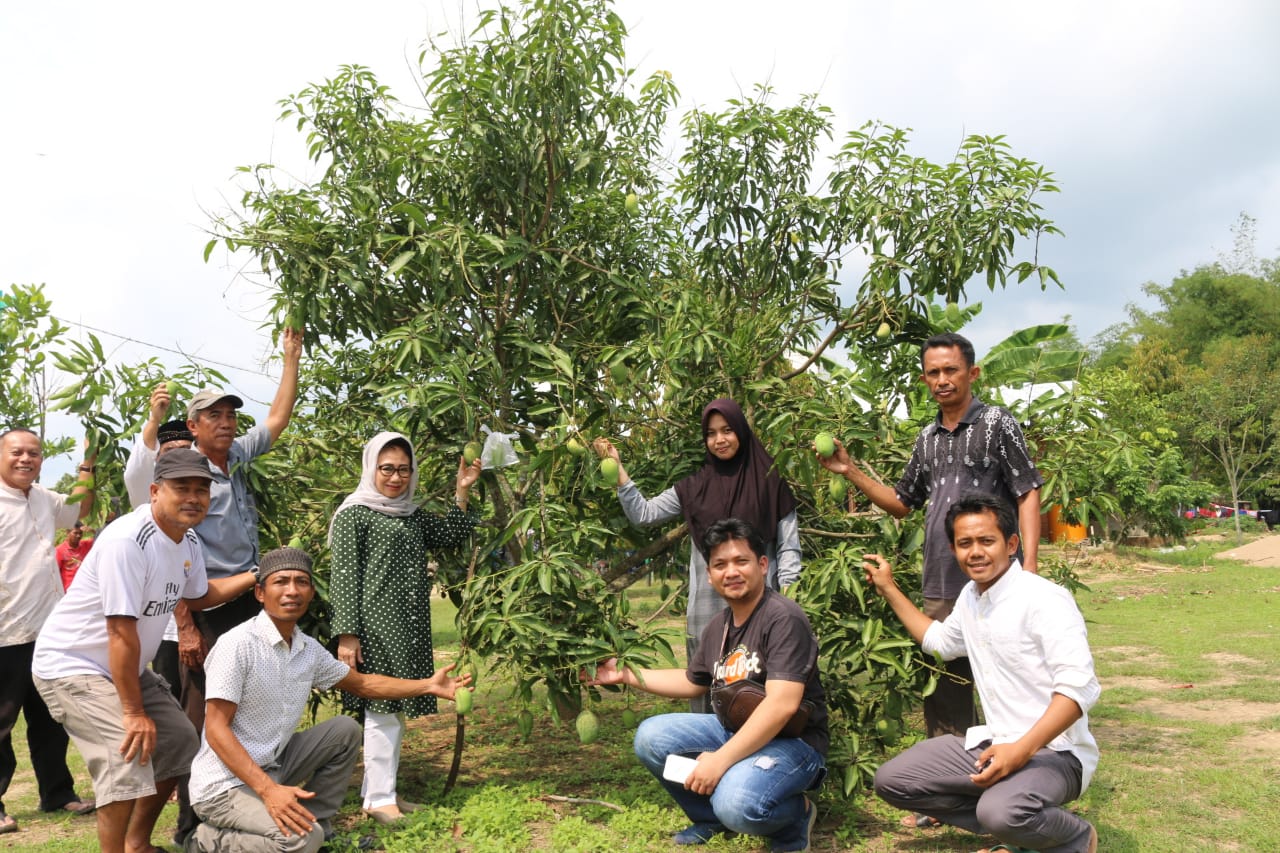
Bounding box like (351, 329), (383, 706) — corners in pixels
(0, 642), (79, 813)
(151, 640), (181, 700)
(922, 598), (980, 738)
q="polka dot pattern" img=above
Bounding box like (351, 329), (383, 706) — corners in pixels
(329, 504), (475, 717)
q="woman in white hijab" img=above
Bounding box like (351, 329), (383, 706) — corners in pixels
(329, 432), (481, 823)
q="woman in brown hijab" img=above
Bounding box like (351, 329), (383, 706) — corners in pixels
(594, 399), (801, 711)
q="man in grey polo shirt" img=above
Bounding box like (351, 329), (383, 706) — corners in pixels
(173, 326), (303, 844)
(818, 333), (1042, 827)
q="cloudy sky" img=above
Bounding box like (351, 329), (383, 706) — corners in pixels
(3, 0), (1278, 473)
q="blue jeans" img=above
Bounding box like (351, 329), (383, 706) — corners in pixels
(634, 713), (824, 849)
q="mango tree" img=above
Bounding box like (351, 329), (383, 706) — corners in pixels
(210, 0), (1062, 792)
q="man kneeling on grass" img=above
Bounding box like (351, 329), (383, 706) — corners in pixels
(583, 518), (827, 851)
(865, 492), (1100, 853)
(186, 546), (470, 853)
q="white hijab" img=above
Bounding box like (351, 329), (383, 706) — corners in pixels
(328, 431), (420, 542)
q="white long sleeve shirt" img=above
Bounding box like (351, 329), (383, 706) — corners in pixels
(923, 561), (1101, 790)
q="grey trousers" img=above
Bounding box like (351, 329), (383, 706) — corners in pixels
(191, 716), (361, 852)
(874, 734), (1094, 853)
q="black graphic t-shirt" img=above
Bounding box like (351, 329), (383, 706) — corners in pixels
(689, 588), (829, 756)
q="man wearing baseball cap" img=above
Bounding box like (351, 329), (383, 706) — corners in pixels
(187, 547), (470, 853)
(32, 449), (259, 853)
(172, 327), (303, 846)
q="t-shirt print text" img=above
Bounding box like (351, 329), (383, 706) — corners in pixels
(142, 581), (181, 618)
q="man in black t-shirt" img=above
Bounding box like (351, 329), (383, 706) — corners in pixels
(584, 518), (826, 851)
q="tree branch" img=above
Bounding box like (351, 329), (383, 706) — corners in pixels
(799, 526), (877, 540)
(601, 523), (688, 591)
(780, 319), (848, 380)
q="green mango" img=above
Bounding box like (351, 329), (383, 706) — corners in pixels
(575, 709), (600, 744)
(517, 709), (534, 740)
(829, 477), (847, 503)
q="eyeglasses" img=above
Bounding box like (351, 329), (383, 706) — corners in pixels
(376, 465), (413, 478)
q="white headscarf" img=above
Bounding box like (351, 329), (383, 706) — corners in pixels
(328, 431), (420, 542)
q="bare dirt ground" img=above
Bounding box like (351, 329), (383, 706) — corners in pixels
(1213, 530), (1280, 566)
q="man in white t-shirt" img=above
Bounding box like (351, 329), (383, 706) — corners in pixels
(32, 448), (258, 853)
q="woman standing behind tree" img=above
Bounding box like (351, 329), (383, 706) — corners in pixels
(329, 432), (481, 824)
(594, 398), (801, 712)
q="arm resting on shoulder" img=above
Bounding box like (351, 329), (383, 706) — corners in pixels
(186, 572), (258, 612)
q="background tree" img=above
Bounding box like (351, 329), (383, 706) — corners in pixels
(1090, 226), (1280, 521)
(0, 284), (75, 458)
(1169, 335), (1280, 540)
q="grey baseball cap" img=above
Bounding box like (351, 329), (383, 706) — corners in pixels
(187, 389), (244, 421)
(152, 448), (214, 483)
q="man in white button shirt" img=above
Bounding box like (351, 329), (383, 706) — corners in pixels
(862, 493), (1100, 853)
(187, 547), (471, 853)
(0, 427), (96, 834)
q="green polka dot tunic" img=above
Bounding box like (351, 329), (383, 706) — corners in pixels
(329, 504), (475, 716)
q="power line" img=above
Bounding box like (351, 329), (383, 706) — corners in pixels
(54, 316), (278, 379)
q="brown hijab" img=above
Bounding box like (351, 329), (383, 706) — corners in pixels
(674, 399), (797, 557)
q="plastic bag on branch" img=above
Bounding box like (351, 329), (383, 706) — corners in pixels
(479, 424), (519, 469)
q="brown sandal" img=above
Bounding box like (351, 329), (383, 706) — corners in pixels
(61, 799), (96, 816)
(901, 813), (941, 829)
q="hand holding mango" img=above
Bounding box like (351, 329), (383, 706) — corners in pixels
(463, 441), (483, 465)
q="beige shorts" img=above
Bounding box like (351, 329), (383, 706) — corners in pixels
(34, 669), (199, 807)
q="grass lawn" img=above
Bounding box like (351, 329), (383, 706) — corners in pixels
(4, 538), (1279, 851)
